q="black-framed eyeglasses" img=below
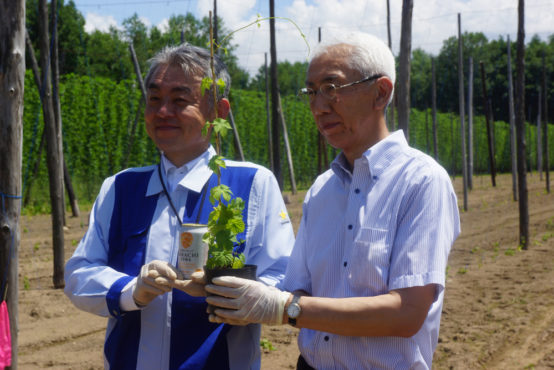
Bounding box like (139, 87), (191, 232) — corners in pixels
(298, 74), (383, 102)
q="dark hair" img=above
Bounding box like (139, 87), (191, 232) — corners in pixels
(144, 43), (231, 99)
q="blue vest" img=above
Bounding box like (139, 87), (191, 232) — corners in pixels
(105, 164), (257, 369)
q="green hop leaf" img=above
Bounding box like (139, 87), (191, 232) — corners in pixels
(201, 77), (213, 96)
(227, 217), (245, 234)
(208, 155), (226, 178)
(210, 184), (232, 204)
(202, 121), (212, 137)
(232, 254), (245, 269)
(211, 118), (232, 137)
(216, 78), (226, 95)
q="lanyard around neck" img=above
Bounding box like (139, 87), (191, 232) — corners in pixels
(157, 163), (208, 225)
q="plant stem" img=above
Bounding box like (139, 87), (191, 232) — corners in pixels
(209, 11), (221, 186)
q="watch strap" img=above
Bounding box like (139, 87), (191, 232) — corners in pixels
(287, 295), (301, 326)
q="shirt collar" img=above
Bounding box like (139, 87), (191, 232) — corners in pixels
(146, 146), (216, 196)
(330, 130), (408, 184)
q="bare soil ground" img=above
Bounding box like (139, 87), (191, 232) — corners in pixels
(16, 173), (554, 369)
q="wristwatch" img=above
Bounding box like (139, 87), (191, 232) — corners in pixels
(287, 295), (302, 326)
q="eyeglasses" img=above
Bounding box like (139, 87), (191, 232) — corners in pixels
(298, 74), (383, 102)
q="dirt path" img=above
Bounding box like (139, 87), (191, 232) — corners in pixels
(16, 173), (554, 369)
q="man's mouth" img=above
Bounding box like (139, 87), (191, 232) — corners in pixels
(319, 121), (341, 133)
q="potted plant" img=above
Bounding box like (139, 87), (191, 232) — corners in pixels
(198, 13), (308, 282)
(200, 13), (257, 283)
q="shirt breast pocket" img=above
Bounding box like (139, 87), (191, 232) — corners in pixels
(348, 227), (390, 293)
(117, 226), (148, 275)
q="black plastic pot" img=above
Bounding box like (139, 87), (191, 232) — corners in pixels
(204, 264), (258, 313)
(204, 264), (257, 283)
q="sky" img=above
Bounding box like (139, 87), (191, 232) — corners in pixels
(73, 0), (554, 78)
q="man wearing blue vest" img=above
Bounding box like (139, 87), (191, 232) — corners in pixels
(64, 44), (295, 370)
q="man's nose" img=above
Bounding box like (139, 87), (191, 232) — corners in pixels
(156, 98), (174, 117)
(310, 93), (332, 115)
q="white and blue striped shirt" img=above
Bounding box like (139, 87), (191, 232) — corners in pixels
(282, 130), (460, 369)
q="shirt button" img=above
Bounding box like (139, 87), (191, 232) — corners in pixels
(324, 336), (330, 341)
(348, 225), (353, 230)
(373, 175), (378, 180)
(354, 188), (360, 194)
(343, 261), (347, 267)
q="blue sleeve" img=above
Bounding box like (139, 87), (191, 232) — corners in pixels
(64, 175), (135, 317)
(243, 167), (295, 287)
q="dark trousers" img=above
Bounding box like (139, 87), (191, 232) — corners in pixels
(297, 355), (316, 370)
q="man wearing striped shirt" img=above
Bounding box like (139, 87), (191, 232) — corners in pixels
(206, 31), (460, 369)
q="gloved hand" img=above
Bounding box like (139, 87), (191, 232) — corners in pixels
(205, 276), (291, 326)
(170, 271), (207, 297)
(133, 260), (180, 307)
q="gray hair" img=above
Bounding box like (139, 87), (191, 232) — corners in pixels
(311, 32), (396, 103)
(144, 43), (231, 99)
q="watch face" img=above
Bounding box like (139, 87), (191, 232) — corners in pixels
(287, 303), (301, 319)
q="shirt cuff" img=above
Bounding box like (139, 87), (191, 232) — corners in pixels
(120, 277), (141, 311)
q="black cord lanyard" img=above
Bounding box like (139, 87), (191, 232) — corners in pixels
(157, 163), (208, 225)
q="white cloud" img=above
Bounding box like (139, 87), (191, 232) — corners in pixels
(157, 18), (170, 33)
(76, 0), (553, 78)
(223, 0), (553, 77)
(139, 16), (152, 29)
(84, 12), (118, 33)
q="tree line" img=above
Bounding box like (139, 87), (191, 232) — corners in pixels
(25, 1), (553, 125)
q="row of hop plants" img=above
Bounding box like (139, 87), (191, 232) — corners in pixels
(21, 72), (554, 211)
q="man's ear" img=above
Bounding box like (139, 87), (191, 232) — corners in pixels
(374, 77), (394, 110)
(217, 98), (231, 119)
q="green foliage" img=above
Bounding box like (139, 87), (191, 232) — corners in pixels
(413, 32), (554, 124)
(21, 73), (554, 211)
(504, 248), (516, 256)
(202, 72), (247, 270)
(211, 118), (232, 137)
(203, 196), (246, 269)
(249, 60), (309, 96)
(260, 338), (276, 352)
(203, 184), (246, 269)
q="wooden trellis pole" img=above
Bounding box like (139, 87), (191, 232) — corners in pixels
(264, 53), (274, 172)
(507, 35), (518, 201)
(269, 0), (282, 188)
(542, 52), (550, 193)
(39, 0), (65, 288)
(277, 93), (297, 194)
(538, 88), (543, 179)
(458, 13), (468, 211)
(24, 28), (79, 217)
(432, 58), (438, 160)
(515, 0), (529, 249)
(0, 1), (25, 367)
(386, 0), (396, 132)
(468, 57), (474, 190)
(479, 61), (497, 187)
(397, 0), (413, 140)
(51, 0), (80, 220)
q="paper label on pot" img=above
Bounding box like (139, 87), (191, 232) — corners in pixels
(177, 223), (208, 279)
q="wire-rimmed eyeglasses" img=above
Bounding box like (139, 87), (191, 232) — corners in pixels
(298, 74), (383, 102)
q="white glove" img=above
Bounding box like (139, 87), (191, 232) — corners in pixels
(205, 276), (291, 326)
(171, 271), (207, 297)
(133, 260), (179, 306)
